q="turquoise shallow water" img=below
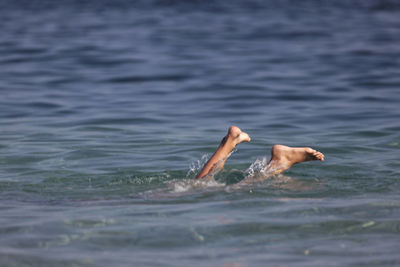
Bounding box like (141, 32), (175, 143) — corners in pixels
(1, 0), (400, 266)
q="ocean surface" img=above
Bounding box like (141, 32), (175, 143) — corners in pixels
(1, 0), (400, 266)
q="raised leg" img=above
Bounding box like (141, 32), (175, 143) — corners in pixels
(266, 144), (324, 175)
(196, 126), (250, 179)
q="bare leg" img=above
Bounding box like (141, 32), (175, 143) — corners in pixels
(196, 126), (251, 179)
(267, 144), (324, 175)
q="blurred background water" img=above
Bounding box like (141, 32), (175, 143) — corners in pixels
(1, 0), (400, 266)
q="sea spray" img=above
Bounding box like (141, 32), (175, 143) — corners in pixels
(245, 156), (268, 178)
(186, 149), (237, 180)
(186, 154), (210, 179)
(140, 150), (293, 198)
(158, 150), (242, 194)
(245, 157), (288, 181)
(167, 178), (225, 193)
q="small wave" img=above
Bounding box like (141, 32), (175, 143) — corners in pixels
(136, 178), (225, 199)
(106, 74), (191, 83)
(166, 178), (225, 193)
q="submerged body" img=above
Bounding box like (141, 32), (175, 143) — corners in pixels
(196, 126), (324, 181)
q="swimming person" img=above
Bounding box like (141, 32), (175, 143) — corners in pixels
(196, 126), (324, 180)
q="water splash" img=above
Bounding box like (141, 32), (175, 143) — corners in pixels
(186, 154), (210, 179)
(136, 177), (225, 199)
(185, 150), (287, 191)
(245, 157), (285, 178)
(156, 150), (239, 194)
(245, 156), (268, 177)
(186, 149), (237, 180)
(166, 178), (225, 193)
(138, 151), (294, 199)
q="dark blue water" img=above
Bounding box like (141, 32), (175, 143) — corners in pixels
(1, 0), (400, 266)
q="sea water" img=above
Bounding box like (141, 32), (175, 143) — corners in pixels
(1, 0), (400, 266)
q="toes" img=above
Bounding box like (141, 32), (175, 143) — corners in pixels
(314, 151), (324, 161)
(239, 132), (251, 143)
(309, 149), (324, 161)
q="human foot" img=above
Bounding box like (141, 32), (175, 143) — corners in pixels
(268, 144), (324, 174)
(226, 126), (251, 147)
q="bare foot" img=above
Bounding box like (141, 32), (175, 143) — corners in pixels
(226, 126), (251, 147)
(268, 144), (324, 174)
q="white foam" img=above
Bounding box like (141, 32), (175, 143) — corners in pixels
(186, 154), (210, 179)
(168, 178), (225, 193)
(245, 157), (288, 181)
